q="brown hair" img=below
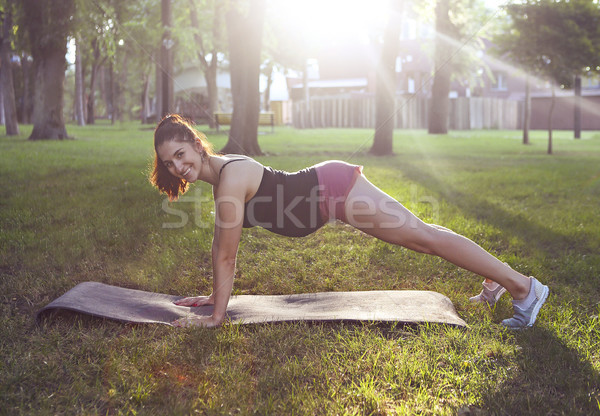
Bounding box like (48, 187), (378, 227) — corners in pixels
(150, 114), (216, 201)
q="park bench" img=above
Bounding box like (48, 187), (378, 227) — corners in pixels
(214, 112), (275, 133)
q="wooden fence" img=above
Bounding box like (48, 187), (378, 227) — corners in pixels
(292, 95), (521, 130)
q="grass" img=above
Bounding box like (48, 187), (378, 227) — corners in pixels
(1, 121), (599, 415)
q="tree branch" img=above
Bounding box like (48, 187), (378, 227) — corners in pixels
(188, 0), (208, 70)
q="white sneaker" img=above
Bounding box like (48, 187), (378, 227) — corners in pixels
(501, 277), (549, 329)
(469, 281), (507, 306)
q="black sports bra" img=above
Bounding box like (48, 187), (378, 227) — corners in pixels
(218, 158), (324, 237)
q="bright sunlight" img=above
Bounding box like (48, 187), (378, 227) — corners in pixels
(269, 0), (390, 46)
(269, 0), (509, 48)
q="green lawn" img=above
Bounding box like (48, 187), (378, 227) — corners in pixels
(1, 122), (599, 415)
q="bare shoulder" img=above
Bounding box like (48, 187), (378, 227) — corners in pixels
(218, 155), (264, 181)
(214, 156), (264, 202)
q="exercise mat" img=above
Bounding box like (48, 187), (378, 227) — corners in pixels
(36, 282), (467, 327)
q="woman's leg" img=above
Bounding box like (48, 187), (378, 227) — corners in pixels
(343, 174), (530, 300)
(427, 226), (506, 303)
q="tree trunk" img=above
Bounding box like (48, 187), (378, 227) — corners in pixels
(189, 0), (223, 128)
(115, 52), (127, 122)
(574, 74), (581, 139)
(86, 38), (102, 125)
(428, 0), (454, 135)
(263, 62), (273, 112)
(20, 52), (33, 124)
(547, 85), (555, 155)
(74, 38), (85, 126)
(1, 0), (19, 135)
(29, 49), (69, 140)
(23, 0), (73, 140)
(301, 61), (310, 128)
(222, 6), (246, 154)
(160, 0), (174, 118)
(205, 62), (218, 127)
(107, 62), (115, 124)
(141, 71), (151, 123)
(86, 67), (96, 125)
(370, 1), (402, 156)
(0, 56), (19, 137)
(0, 84), (5, 125)
(522, 75), (530, 145)
(155, 53), (162, 122)
(221, 0), (265, 156)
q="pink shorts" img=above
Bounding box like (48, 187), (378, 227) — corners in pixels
(314, 161), (363, 223)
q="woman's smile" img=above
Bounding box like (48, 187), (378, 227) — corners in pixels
(179, 164), (198, 182)
(181, 166), (192, 179)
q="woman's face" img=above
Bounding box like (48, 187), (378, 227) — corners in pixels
(157, 139), (204, 183)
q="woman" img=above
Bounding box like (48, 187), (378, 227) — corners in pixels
(150, 114), (549, 329)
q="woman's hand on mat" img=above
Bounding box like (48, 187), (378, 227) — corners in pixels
(171, 315), (222, 328)
(174, 295), (214, 307)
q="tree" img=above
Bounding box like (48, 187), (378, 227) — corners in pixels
(14, 50), (33, 124)
(420, 0), (494, 134)
(493, 12), (538, 144)
(160, 0), (174, 118)
(523, 75), (531, 145)
(428, 0), (457, 134)
(261, 59), (274, 112)
(497, 0), (600, 154)
(73, 37), (85, 126)
(561, 0), (600, 139)
(71, 0), (119, 124)
(116, 0), (161, 123)
(574, 74), (581, 139)
(0, 0), (19, 135)
(188, 0), (225, 128)
(87, 37), (104, 124)
(21, 0), (74, 140)
(370, 1), (402, 156)
(221, 0), (266, 155)
(262, 3), (313, 128)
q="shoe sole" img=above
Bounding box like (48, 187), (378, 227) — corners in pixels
(526, 284), (549, 327)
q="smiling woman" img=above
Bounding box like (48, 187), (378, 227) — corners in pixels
(150, 115), (216, 201)
(148, 114), (549, 330)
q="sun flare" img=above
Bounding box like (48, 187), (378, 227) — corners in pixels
(269, 0), (390, 47)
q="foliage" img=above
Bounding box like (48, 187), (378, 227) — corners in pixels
(495, 0), (600, 87)
(73, 0), (119, 67)
(18, 0), (75, 56)
(493, 0), (600, 152)
(424, 0), (497, 134)
(179, 0), (227, 66)
(1, 123), (600, 414)
(116, 0), (163, 120)
(413, 0), (496, 87)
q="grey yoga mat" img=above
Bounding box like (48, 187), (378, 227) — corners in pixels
(36, 282), (468, 327)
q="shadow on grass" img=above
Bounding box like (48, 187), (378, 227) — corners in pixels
(396, 160), (598, 273)
(482, 328), (600, 415)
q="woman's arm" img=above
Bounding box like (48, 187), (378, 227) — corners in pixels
(172, 175), (245, 327)
(174, 187), (220, 307)
(209, 194), (243, 324)
(211, 186), (220, 288)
